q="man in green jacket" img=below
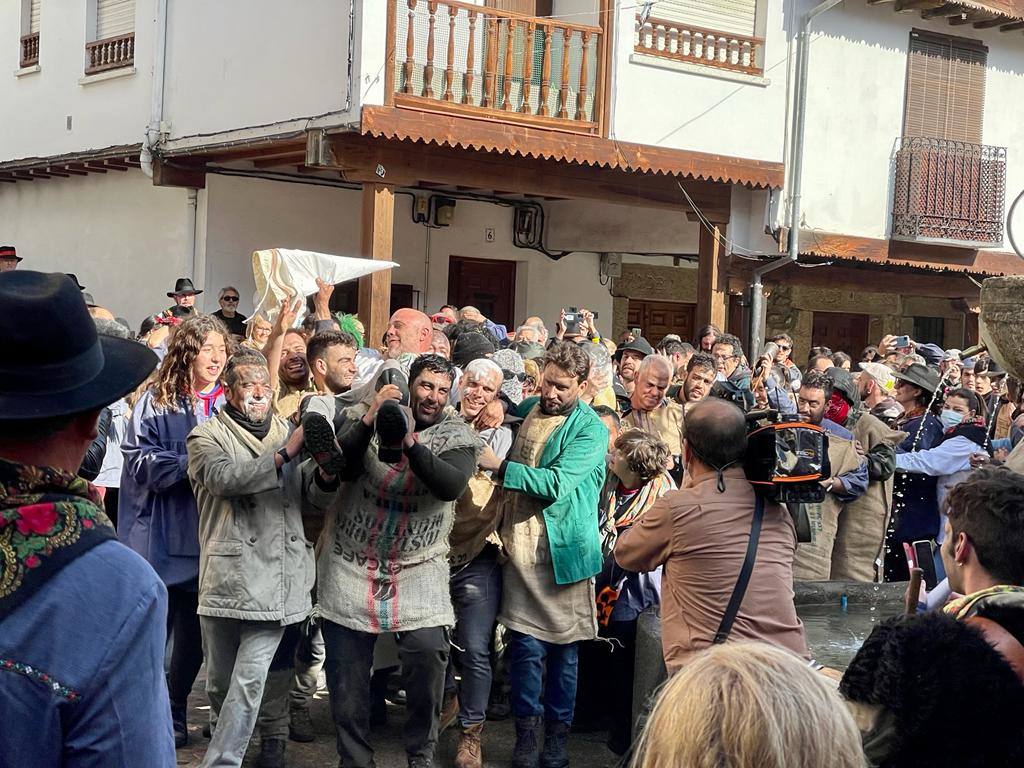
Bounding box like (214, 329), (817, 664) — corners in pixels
(479, 341), (607, 768)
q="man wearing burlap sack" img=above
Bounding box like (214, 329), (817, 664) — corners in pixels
(825, 368), (906, 582)
(792, 371), (868, 581)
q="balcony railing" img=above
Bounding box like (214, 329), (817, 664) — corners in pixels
(85, 32), (135, 75)
(892, 137), (1007, 248)
(20, 33), (39, 68)
(634, 16), (763, 77)
(387, 0), (604, 134)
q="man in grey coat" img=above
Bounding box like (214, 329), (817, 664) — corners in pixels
(187, 348), (337, 768)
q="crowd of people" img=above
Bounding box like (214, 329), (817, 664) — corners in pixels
(1, 261), (1023, 768)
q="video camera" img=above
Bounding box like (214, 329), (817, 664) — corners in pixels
(562, 307), (597, 337)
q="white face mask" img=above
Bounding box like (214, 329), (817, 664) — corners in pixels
(939, 409), (964, 430)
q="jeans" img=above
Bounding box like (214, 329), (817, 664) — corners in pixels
(323, 620), (449, 768)
(200, 617), (286, 768)
(256, 623), (302, 741)
(166, 584), (204, 710)
(446, 549), (502, 727)
(507, 629), (579, 725)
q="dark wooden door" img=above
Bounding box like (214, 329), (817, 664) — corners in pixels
(627, 299), (696, 344)
(330, 281), (415, 317)
(447, 256), (517, 328)
(811, 312), (869, 357)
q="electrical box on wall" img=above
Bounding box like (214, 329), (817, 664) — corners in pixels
(433, 197), (457, 227)
(413, 196), (430, 224)
(600, 252), (622, 279)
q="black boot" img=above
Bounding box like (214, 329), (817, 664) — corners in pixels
(256, 737), (287, 768)
(512, 716), (543, 768)
(302, 411), (346, 475)
(541, 721), (570, 768)
(170, 703), (188, 748)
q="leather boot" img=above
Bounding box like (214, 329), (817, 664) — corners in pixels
(256, 737), (287, 768)
(170, 703), (188, 748)
(454, 722), (484, 768)
(540, 720), (570, 768)
(512, 715), (543, 768)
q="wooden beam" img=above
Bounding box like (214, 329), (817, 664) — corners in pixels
(696, 221), (729, 332)
(894, 0), (942, 11)
(358, 182), (395, 348)
(974, 16), (1009, 28)
(28, 170), (52, 178)
(0, 177), (16, 183)
(59, 164), (89, 176)
(1000, 20), (1024, 30)
(152, 160), (207, 189)
(950, 10), (997, 24)
(103, 161), (130, 171)
(43, 167), (71, 177)
(921, 4), (963, 18)
(251, 154), (306, 169)
(83, 163), (108, 173)
(313, 132), (732, 220)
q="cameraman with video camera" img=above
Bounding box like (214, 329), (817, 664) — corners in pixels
(614, 398), (809, 674)
(315, 354), (480, 768)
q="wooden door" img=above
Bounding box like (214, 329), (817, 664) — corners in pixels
(811, 312), (869, 357)
(627, 299), (696, 344)
(447, 256), (517, 328)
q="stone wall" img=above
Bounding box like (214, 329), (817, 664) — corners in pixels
(611, 263), (699, 338)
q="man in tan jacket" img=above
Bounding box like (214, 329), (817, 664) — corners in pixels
(187, 348), (336, 768)
(615, 398), (809, 674)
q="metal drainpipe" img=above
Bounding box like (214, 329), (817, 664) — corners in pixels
(140, 0), (169, 177)
(749, 0), (844, 357)
(186, 187), (199, 288)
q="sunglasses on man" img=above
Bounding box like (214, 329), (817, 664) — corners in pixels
(221, 295), (240, 302)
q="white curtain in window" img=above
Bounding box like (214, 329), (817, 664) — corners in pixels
(96, 0), (135, 39)
(654, 0), (757, 37)
(29, 0), (41, 34)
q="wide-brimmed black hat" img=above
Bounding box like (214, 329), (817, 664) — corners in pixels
(893, 362), (940, 395)
(826, 366), (859, 407)
(615, 336), (654, 359)
(167, 277), (203, 298)
(0, 245), (20, 262)
(0, 272), (158, 419)
(65, 273), (85, 291)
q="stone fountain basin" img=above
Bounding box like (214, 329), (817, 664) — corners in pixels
(631, 581), (906, 732)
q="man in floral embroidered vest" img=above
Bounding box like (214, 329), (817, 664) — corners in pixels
(0, 271), (172, 767)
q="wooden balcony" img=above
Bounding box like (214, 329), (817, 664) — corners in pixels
(85, 32), (135, 75)
(20, 33), (40, 68)
(892, 136), (1007, 249)
(634, 16), (763, 77)
(386, 0), (605, 134)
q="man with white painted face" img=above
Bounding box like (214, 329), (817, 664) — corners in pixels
(317, 354), (479, 768)
(187, 348), (337, 768)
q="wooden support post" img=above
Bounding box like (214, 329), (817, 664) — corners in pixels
(358, 182), (395, 349)
(696, 221), (729, 333)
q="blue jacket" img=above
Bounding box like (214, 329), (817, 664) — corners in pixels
(893, 412), (945, 542)
(118, 388), (224, 586)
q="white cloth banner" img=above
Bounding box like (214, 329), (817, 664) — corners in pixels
(251, 248), (398, 325)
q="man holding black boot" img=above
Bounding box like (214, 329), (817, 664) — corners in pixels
(316, 354), (480, 768)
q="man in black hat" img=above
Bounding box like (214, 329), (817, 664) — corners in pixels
(0, 245), (20, 272)
(168, 276), (203, 314)
(614, 336), (654, 412)
(0, 272), (174, 765)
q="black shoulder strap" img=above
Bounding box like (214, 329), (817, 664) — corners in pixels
(713, 495), (765, 644)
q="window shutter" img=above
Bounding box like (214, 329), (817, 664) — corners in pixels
(29, 0), (41, 34)
(904, 30), (986, 143)
(654, 0), (757, 37)
(96, 0), (135, 40)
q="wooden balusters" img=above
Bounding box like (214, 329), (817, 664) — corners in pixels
(483, 17), (499, 108)
(443, 4), (456, 101)
(501, 19), (515, 110)
(557, 29), (572, 119)
(403, 0), (417, 94)
(464, 10), (477, 105)
(634, 15), (764, 76)
(538, 28), (552, 116)
(423, 1), (437, 98)
(577, 30), (591, 121)
(520, 22), (535, 114)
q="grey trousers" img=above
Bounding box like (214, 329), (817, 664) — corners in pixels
(290, 623), (326, 710)
(199, 616), (286, 768)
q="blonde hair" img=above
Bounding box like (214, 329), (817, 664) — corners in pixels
(632, 643), (865, 768)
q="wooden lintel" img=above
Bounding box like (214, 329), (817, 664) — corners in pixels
(314, 132), (732, 220)
(152, 160), (207, 189)
(696, 220), (730, 332)
(921, 3), (964, 17)
(1000, 20), (1024, 30)
(59, 165), (89, 176)
(252, 155), (305, 169)
(358, 183), (395, 348)
(974, 16), (1009, 27)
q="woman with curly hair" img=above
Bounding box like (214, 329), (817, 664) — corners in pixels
(118, 314), (230, 748)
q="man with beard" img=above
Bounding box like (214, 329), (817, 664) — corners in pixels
(621, 355), (684, 481)
(318, 355), (479, 768)
(445, 359), (515, 768)
(613, 336), (653, 412)
(672, 351), (717, 407)
(825, 368), (905, 582)
(272, 329), (316, 419)
(307, 331), (359, 396)
(792, 371), (868, 581)
(187, 348), (337, 768)
(478, 342), (607, 768)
